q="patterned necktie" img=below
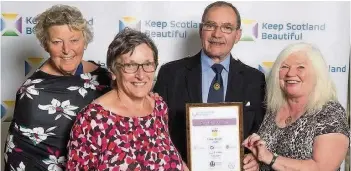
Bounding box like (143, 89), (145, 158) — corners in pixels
(207, 64), (224, 103)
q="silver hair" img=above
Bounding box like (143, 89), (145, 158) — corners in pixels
(266, 42), (337, 115)
(33, 4), (93, 50)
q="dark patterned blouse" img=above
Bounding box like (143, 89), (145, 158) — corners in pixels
(4, 64), (110, 171)
(258, 101), (350, 171)
(66, 100), (184, 171)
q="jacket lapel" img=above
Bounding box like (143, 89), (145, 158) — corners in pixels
(225, 56), (244, 102)
(185, 52), (202, 103)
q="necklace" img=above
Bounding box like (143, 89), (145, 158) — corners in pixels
(285, 116), (292, 125)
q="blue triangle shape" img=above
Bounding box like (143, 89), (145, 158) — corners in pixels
(25, 61), (32, 76)
(119, 20), (125, 32)
(258, 65), (265, 73)
(1, 104), (6, 118)
(1, 18), (5, 32)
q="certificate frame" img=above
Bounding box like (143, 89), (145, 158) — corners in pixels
(186, 102), (244, 171)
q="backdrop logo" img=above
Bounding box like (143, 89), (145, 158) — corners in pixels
(25, 57), (44, 76)
(1, 100), (15, 120)
(119, 16), (141, 31)
(258, 61), (274, 75)
(1, 13), (22, 36)
(329, 65), (346, 73)
(240, 19), (258, 41)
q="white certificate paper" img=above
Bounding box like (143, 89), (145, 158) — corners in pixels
(186, 103), (243, 171)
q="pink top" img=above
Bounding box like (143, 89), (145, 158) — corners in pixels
(67, 100), (184, 171)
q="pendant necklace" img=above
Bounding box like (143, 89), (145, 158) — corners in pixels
(285, 116), (292, 125)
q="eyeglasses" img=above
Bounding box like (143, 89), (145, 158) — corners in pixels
(116, 62), (157, 73)
(201, 22), (238, 34)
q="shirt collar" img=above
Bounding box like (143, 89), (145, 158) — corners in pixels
(201, 50), (230, 72)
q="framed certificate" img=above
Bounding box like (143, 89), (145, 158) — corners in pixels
(186, 102), (244, 171)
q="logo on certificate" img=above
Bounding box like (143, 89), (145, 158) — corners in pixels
(211, 128), (218, 137)
(210, 161), (216, 167)
(228, 162), (236, 169)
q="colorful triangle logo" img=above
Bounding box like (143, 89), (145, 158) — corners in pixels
(2, 13), (18, 20)
(27, 57), (44, 65)
(25, 61), (32, 76)
(3, 100), (15, 108)
(25, 57), (44, 76)
(1, 105), (6, 118)
(3, 30), (18, 36)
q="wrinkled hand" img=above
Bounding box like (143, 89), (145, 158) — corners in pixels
(149, 92), (163, 101)
(242, 133), (273, 165)
(243, 153), (259, 171)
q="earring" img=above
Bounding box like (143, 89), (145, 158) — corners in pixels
(110, 72), (116, 80)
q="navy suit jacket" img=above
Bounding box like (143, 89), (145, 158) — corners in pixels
(153, 51), (266, 162)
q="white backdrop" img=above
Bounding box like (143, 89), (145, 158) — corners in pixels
(1, 1), (350, 170)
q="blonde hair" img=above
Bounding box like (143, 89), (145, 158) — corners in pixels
(266, 42), (337, 114)
(33, 4), (93, 50)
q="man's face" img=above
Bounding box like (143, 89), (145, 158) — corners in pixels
(200, 6), (242, 61)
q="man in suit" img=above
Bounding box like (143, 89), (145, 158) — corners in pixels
(154, 1), (265, 170)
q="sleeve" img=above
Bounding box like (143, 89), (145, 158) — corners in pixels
(66, 105), (103, 171)
(252, 72), (267, 133)
(315, 102), (350, 138)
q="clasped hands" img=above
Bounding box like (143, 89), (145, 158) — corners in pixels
(242, 133), (276, 168)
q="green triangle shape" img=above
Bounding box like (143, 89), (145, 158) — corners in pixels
(3, 30), (18, 36)
(240, 36), (254, 41)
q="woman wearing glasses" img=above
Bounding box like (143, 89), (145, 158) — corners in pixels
(66, 28), (189, 171)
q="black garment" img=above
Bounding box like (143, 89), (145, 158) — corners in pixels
(4, 62), (111, 171)
(153, 51), (266, 162)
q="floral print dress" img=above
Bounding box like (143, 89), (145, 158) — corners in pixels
(66, 99), (184, 171)
(4, 64), (110, 171)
